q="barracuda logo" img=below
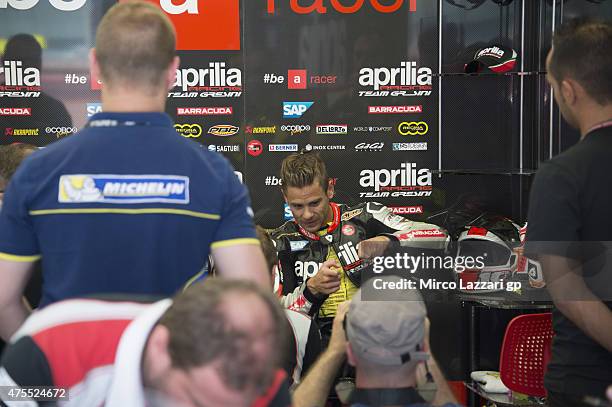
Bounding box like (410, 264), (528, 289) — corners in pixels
(58, 174), (190, 204)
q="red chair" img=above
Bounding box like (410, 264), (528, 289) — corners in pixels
(499, 313), (554, 398)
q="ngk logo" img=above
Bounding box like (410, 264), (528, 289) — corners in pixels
(360, 162), (432, 192)
(267, 0), (417, 14)
(295, 261), (322, 278)
(359, 62), (432, 97)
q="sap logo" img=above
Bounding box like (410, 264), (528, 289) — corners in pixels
(267, 0), (417, 15)
(290, 240), (309, 252)
(86, 103), (102, 117)
(284, 203), (294, 220)
(294, 261), (322, 278)
(283, 102), (313, 119)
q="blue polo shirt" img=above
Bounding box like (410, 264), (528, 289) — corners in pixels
(0, 112), (257, 306)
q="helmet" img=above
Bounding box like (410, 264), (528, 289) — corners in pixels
(455, 214), (521, 292)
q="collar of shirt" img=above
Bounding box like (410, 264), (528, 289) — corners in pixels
(105, 298), (173, 407)
(88, 112), (174, 128)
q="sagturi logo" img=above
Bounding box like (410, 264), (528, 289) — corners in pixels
(359, 162), (432, 198)
(174, 123), (202, 138)
(267, 0), (417, 14)
(358, 62), (432, 97)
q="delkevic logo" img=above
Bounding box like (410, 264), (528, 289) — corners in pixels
(247, 140), (263, 157)
(174, 123), (202, 138)
(393, 142), (427, 151)
(359, 162), (432, 198)
(0, 107), (31, 116)
(0, 61), (41, 98)
(283, 203), (295, 221)
(87, 103), (102, 117)
(269, 144), (298, 152)
(58, 174), (189, 204)
(208, 144), (240, 152)
(355, 142), (384, 152)
(398, 121), (428, 136)
(353, 126), (392, 133)
(267, 0), (417, 15)
(368, 105), (422, 114)
(169, 63), (242, 99)
(283, 102), (313, 119)
(390, 206), (424, 215)
(304, 144), (345, 151)
(208, 125), (239, 137)
(265, 175), (282, 186)
(316, 124), (347, 135)
(281, 124), (311, 135)
(245, 126), (276, 135)
(4, 128), (39, 136)
(358, 62), (432, 97)
(177, 107), (232, 116)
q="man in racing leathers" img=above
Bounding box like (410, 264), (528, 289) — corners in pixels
(270, 152), (449, 339)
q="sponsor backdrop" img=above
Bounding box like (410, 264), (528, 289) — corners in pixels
(2, 0), (611, 226)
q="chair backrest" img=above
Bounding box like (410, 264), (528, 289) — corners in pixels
(499, 313), (554, 398)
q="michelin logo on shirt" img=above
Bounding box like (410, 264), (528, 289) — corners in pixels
(58, 175), (190, 204)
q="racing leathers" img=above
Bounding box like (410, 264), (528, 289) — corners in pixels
(270, 202), (449, 319)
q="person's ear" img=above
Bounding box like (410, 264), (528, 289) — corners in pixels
(346, 343), (357, 367)
(326, 180), (335, 200)
(145, 325), (173, 380)
(89, 48), (102, 86)
(560, 79), (578, 106)
(166, 56), (180, 91)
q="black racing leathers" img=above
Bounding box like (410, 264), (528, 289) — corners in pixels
(270, 202), (449, 317)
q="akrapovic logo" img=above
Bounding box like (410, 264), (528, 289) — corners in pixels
(246, 126), (276, 134)
(0, 107), (31, 116)
(169, 63), (242, 98)
(267, 0), (417, 14)
(0, 61), (41, 97)
(174, 123), (202, 138)
(208, 125), (239, 137)
(359, 62), (432, 97)
(58, 174), (190, 204)
(177, 107), (232, 116)
(4, 128), (38, 136)
(359, 162), (432, 198)
(316, 124), (347, 135)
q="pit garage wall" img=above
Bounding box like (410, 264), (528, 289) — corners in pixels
(1, 0), (611, 388)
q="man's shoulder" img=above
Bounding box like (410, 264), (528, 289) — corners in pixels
(270, 221), (300, 241)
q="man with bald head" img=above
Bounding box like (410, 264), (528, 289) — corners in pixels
(0, 278), (291, 407)
(0, 1), (268, 341)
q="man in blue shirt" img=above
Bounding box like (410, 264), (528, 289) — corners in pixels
(0, 2), (268, 341)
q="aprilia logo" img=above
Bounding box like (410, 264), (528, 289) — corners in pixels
(359, 62), (432, 97)
(360, 162), (432, 192)
(174, 63), (242, 92)
(267, 0), (417, 14)
(337, 242), (362, 269)
(294, 261), (322, 278)
(0, 61), (40, 86)
(476, 46), (505, 59)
